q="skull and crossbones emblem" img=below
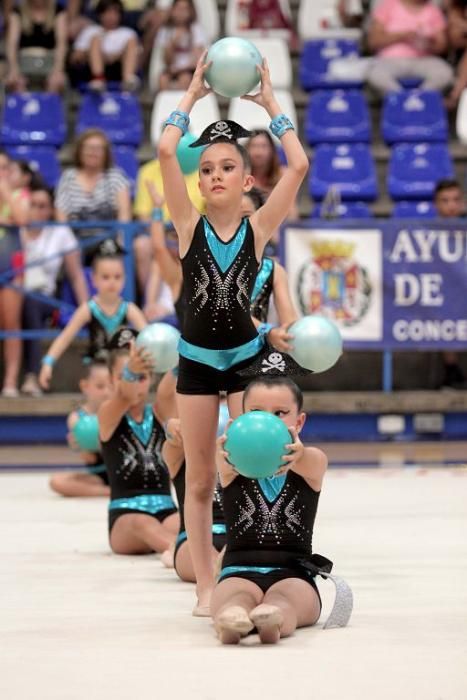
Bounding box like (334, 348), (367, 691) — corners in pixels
(261, 352), (286, 373)
(210, 121), (233, 141)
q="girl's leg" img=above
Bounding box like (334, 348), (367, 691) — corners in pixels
(89, 35), (105, 80)
(174, 542), (222, 583)
(109, 512), (176, 555)
(251, 578), (321, 644)
(49, 472), (110, 498)
(211, 578), (263, 644)
(161, 511), (179, 535)
(177, 393), (219, 611)
(226, 390), (244, 419)
(121, 35), (139, 83)
(1, 286), (23, 392)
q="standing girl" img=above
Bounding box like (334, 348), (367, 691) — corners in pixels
(39, 239), (146, 390)
(158, 54), (309, 613)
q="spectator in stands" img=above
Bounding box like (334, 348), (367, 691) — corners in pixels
(445, 0), (467, 108)
(366, 0), (453, 94)
(138, 1), (171, 69)
(5, 0), (67, 93)
(433, 179), (467, 388)
(0, 151), (30, 398)
(69, 0), (141, 92)
(157, 0), (206, 90)
(247, 0), (293, 32)
(20, 185), (89, 397)
(245, 129), (299, 221)
(55, 128), (131, 262)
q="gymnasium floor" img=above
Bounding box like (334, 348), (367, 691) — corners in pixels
(1, 443), (466, 700)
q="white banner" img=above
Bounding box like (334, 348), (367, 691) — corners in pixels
(284, 227), (383, 342)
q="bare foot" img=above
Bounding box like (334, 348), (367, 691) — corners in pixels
(249, 604), (283, 644)
(160, 547), (174, 568)
(215, 605), (254, 644)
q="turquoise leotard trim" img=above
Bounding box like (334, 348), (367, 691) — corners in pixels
(87, 464), (106, 475)
(125, 404), (153, 446)
(176, 523), (226, 547)
(203, 217), (247, 273)
(251, 257), (274, 303)
(88, 299), (128, 335)
(108, 494), (176, 514)
(178, 334), (264, 371)
(219, 565), (283, 581)
(257, 474), (287, 503)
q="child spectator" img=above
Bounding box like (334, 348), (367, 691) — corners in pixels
(69, 0), (141, 92)
(433, 179), (467, 388)
(5, 0), (67, 93)
(157, 0), (206, 90)
(0, 151), (30, 398)
(20, 185), (89, 397)
(366, 0), (453, 95)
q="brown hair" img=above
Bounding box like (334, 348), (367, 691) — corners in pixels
(167, 0), (197, 27)
(108, 348), (130, 373)
(73, 129), (113, 171)
(247, 129), (281, 190)
(20, 0), (56, 35)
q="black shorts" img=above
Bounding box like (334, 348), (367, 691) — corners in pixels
(108, 507), (177, 534)
(176, 352), (262, 395)
(218, 566), (322, 608)
(174, 529), (226, 563)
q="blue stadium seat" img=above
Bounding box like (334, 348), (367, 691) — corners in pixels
(382, 91), (448, 144)
(312, 201), (371, 219)
(299, 39), (362, 91)
(6, 145), (61, 188)
(309, 144), (378, 201)
(113, 146), (138, 195)
(305, 90), (370, 145)
(392, 201), (438, 218)
(76, 92), (143, 146)
(388, 143), (454, 200)
(58, 267), (96, 328)
(0, 93), (66, 146)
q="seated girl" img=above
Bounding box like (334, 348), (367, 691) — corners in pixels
(98, 329), (179, 555)
(212, 376), (328, 645)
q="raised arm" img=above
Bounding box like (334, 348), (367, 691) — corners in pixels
(272, 262), (298, 327)
(126, 302), (148, 331)
(248, 61), (309, 256)
(99, 344), (154, 442)
(146, 180), (183, 295)
(158, 52), (211, 255)
(38, 303), (91, 390)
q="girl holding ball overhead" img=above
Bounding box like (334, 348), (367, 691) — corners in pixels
(158, 51), (309, 615)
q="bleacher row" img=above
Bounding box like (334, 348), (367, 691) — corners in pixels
(1, 0), (466, 219)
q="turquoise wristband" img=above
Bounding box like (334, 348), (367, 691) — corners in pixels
(270, 114), (294, 139)
(258, 323), (274, 337)
(164, 109), (190, 136)
(122, 364), (144, 383)
(151, 208), (163, 222)
(42, 355), (55, 367)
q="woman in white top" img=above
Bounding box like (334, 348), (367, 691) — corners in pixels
(21, 185), (89, 397)
(157, 0), (206, 90)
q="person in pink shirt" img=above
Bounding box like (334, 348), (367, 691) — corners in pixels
(366, 0), (453, 93)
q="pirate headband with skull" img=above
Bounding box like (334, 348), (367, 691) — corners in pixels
(189, 120), (252, 148)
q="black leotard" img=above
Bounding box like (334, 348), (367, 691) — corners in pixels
(179, 216), (261, 367)
(87, 299), (129, 360)
(101, 404), (174, 503)
(221, 470), (320, 570)
(250, 257), (275, 323)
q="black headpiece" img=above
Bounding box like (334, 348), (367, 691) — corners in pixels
(237, 342), (313, 379)
(107, 327), (138, 351)
(91, 238), (126, 261)
(189, 120), (252, 148)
